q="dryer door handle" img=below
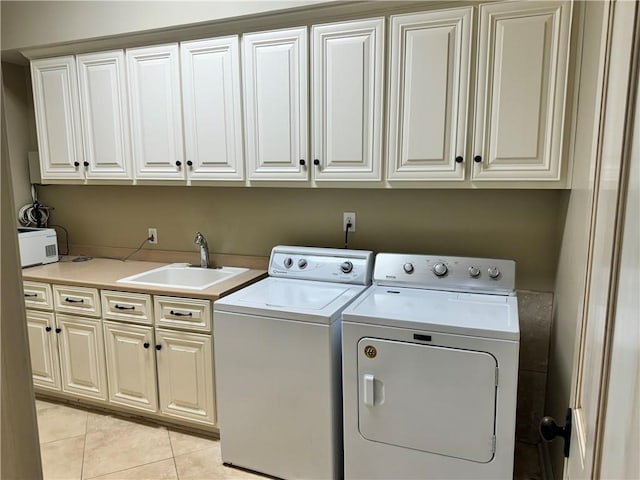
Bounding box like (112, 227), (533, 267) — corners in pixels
(363, 374), (375, 407)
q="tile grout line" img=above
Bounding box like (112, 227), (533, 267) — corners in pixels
(83, 457), (177, 480)
(167, 429), (181, 480)
(80, 413), (88, 480)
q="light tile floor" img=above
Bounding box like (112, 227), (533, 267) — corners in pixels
(36, 398), (266, 480)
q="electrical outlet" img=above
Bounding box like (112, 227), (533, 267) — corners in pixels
(343, 212), (356, 232)
(148, 228), (158, 244)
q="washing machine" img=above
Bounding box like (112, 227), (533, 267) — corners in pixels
(342, 253), (520, 479)
(214, 246), (374, 480)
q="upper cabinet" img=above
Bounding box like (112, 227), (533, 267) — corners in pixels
(127, 44), (185, 181)
(31, 56), (84, 181)
(312, 18), (384, 182)
(243, 27), (308, 181)
(387, 8), (472, 182)
(472, 1), (572, 182)
(181, 36), (244, 182)
(29, 0), (574, 188)
(77, 51), (132, 180)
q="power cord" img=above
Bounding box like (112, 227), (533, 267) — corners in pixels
(49, 224), (70, 256)
(344, 222), (352, 248)
(121, 235), (153, 262)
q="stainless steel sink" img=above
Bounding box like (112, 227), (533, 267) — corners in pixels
(117, 263), (248, 290)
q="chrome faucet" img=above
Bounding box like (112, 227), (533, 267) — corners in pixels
(194, 232), (209, 268)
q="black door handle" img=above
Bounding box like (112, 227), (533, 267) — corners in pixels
(299, 159), (306, 166)
(155, 344), (162, 350)
(55, 328), (61, 334)
(313, 159), (320, 166)
(455, 156), (464, 164)
(474, 155), (482, 163)
(540, 408), (572, 458)
(143, 342), (150, 349)
(64, 297), (84, 303)
(45, 326), (52, 332)
(169, 310), (192, 317)
(114, 304), (135, 310)
(24, 293), (38, 297)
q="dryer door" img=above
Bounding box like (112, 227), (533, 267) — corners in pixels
(357, 337), (497, 463)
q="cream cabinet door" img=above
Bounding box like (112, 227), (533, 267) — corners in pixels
(31, 56), (84, 181)
(77, 50), (132, 180)
(181, 36), (244, 182)
(243, 27), (309, 181)
(472, 1), (572, 182)
(56, 314), (108, 401)
(127, 44), (185, 180)
(387, 8), (472, 182)
(26, 310), (61, 391)
(312, 18), (384, 181)
(103, 321), (158, 412)
(155, 328), (215, 426)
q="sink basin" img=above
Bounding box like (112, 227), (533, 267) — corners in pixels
(118, 263), (249, 291)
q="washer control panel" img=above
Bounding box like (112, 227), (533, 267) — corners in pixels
(373, 253), (515, 294)
(269, 246), (374, 285)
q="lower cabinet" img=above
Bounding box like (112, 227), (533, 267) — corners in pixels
(26, 309), (108, 401)
(156, 328), (215, 426)
(103, 321), (158, 412)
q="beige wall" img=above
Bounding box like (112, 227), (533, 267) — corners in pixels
(38, 185), (564, 292)
(2, 62), (35, 213)
(1, 1), (329, 53)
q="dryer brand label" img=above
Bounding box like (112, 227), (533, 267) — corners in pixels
(364, 345), (377, 358)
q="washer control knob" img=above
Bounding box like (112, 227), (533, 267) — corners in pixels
(403, 263), (414, 274)
(468, 266), (481, 278)
(284, 257), (293, 269)
(298, 259), (308, 269)
(487, 266), (501, 279)
(340, 261), (353, 274)
(433, 263), (448, 277)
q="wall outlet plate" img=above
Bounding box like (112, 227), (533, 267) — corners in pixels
(148, 228), (158, 244)
(343, 212), (356, 232)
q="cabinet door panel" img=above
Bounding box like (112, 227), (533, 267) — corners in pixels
(77, 51), (132, 180)
(26, 310), (61, 391)
(31, 56), (84, 181)
(57, 314), (108, 401)
(103, 321), (157, 412)
(387, 8), (472, 181)
(243, 28), (308, 181)
(312, 18), (384, 181)
(473, 1), (571, 181)
(156, 329), (215, 425)
(182, 36), (244, 181)
(127, 44), (185, 180)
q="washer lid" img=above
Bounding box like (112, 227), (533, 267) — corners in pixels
(342, 285), (519, 341)
(214, 277), (368, 324)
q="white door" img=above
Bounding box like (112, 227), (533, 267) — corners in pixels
(472, 1), (571, 182)
(155, 328), (215, 425)
(243, 27), (308, 181)
(181, 36), (244, 182)
(103, 321), (157, 412)
(77, 50), (132, 180)
(312, 18), (384, 182)
(26, 310), (61, 391)
(127, 44), (185, 180)
(387, 8), (472, 182)
(31, 56), (84, 181)
(564, 1), (638, 477)
(56, 314), (108, 401)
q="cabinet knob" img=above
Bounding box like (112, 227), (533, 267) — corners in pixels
(74, 161), (80, 167)
(313, 159), (320, 166)
(455, 156), (464, 164)
(155, 344), (162, 351)
(83, 161), (89, 167)
(55, 328), (61, 334)
(143, 342), (150, 349)
(299, 159), (306, 166)
(474, 155), (482, 163)
(45, 326), (52, 332)
(175, 161), (182, 168)
(187, 160), (193, 167)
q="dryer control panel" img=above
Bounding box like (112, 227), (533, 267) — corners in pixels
(373, 253), (515, 295)
(269, 246), (374, 285)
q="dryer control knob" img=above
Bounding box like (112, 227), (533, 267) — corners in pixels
(468, 266), (481, 278)
(284, 257), (293, 269)
(403, 263), (414, 274)
(340, 261), (353, 274)
(298, 259), (308, 269)
(487, 266), (501, 279)
(433, 263), (448, 277)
